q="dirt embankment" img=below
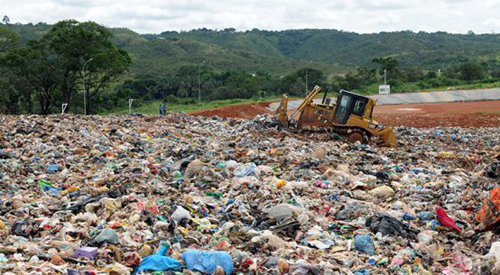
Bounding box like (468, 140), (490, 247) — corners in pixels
(190, 101), (273, 118)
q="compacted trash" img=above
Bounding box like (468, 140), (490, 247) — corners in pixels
(0, 114), (498, 274)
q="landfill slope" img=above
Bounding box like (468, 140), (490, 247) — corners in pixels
(0, 114), (499, 274)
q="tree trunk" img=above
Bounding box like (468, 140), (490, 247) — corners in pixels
(85, 88), (91, 115)
(62, 71), (76, 113)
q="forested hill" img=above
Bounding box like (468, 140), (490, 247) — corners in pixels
(158, 29), (500, 67)
(4, 23), (500, 76)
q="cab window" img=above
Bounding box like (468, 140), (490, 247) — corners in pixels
(353, 100), (366, 116)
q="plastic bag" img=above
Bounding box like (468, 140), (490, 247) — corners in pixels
(486, 162), (499, 179)
(88, 228), (119, 246)
(475, 188), (500, 229)
(181, 250), (234, 275)
(354, 235), (375, 255)
(365, 213), (419, 239)
(233, 163), (259, 178)
(435, 206), (461, 233)
(10, 220), (32, 237)
(134, 255), (182, 274)
(487, 241), (500, 260)
(171, 206), (191, 223)
(289, 261), (321, 275)
(369, 185), (394, 198)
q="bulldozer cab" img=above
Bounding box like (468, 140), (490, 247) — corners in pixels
(334, 90), (373, 124)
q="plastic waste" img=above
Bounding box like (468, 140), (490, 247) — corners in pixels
(369, 185), (394, 198)
(267, 204), (292, 222)
(435, 206), (461, 233)
(233, 163), (259, 178)
(475, 188), (500, 229)
(354, 235), (375, 255)
(417, 230), (435, 244)
(73, 247), (98, 260)
(288, 260), (321, 275)
(181, 250), (234, 275)
(10, 220), (32, 237)
(171, 206), (191, 223)
(134, 245), (182, 274)
(365, 213), (419, 239)
(46, 164), (60, 174)
(486, 162), (499, 178)
(0, 113), (498, 274)
(88, 228), (119, 246)
(353, 269), (370, 275)
(487, 241), (500, 260)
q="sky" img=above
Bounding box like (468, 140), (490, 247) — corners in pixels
(2, 0), (500, 34)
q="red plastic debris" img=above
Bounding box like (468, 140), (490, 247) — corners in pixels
(435, 206), (462, 233)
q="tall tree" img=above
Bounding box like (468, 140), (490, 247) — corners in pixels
(43, 20), (132, 114)
(457, 61), (484, 83)
(372, 57), (399, 73)
(0, 26), (23, 114)
(0, 26), (19, 54)
(2, 16), (10, 25)
(296, 67), (325, 92)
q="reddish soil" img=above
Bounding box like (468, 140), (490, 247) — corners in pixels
(373, 100), (500, 128)
(374, 100), (500, 115)
(191, 99), (500, 128)
(190, 101), (273, 118)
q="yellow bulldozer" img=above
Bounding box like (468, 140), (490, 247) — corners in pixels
(276, 85), (397, 147)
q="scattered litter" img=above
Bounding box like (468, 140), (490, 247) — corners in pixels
(0, 114), (498, 274)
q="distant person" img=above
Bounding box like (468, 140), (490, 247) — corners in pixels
(159, 104), (163, 116)
(163, 104), (167, 116)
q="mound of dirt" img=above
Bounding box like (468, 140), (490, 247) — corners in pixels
(190, 101), (272, 118)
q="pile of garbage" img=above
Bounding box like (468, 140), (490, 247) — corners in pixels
(0, 113), (499, 274)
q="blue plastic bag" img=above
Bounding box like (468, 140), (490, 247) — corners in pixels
(181, 250), (234, 275)
(47, 164), (59, 174)
(233, 163), (258, 178)
(134, 255), (182, 274)
(134, 243), (181, 274)
(354, 235), (375, 255)
(354, 269), (370, 275)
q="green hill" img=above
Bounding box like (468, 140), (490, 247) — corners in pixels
(5, 23), (500, 78)
(160, 29), (500, 68)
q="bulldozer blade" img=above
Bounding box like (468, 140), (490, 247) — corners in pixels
(378, 128), (397, 148)
(276, 94), (289, 129)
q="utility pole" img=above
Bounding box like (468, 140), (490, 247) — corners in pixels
(128, 99), (134, 114)
(82, 58), (93, 115)
(305, 61), (312, 96)
(198, 60), (205, 106)
(305, 68), (308, 96)
(383, 69), (387, 85)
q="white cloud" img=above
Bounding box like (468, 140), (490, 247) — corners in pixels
(0, 0), (499, 34)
